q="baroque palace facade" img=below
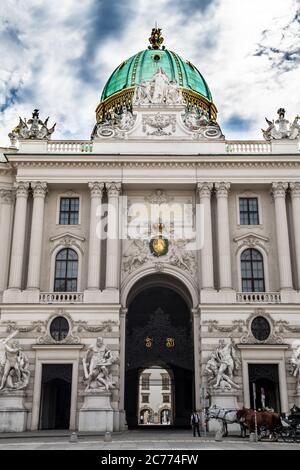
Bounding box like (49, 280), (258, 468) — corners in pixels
(0, 29), (300, 432)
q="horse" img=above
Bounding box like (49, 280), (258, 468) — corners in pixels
(236, 407), (281, 439)
(206, 405), (247, 437)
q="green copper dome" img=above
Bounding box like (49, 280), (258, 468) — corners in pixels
(101, 49), (212, 102)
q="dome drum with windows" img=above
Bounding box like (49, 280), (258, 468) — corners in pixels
(96, 28), (217, 123)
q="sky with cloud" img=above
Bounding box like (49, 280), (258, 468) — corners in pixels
(0, 0), (300, 145)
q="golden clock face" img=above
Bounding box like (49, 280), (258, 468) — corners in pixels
(149, 236), (169, 257)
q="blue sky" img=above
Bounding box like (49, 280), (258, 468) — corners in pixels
(0, 0), (300, 144)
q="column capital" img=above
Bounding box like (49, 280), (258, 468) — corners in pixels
(215, 182), (230, 198)
(272, 182), (288, 199)
(14, 181), (29, 198)
(88, 182), (105, 198)
(106, 182), (122, 198)
(31, 182), (47, 198)
(197, 182), (213, 198)
(0, 188), (15, 204)
(290, 182), (300, 198)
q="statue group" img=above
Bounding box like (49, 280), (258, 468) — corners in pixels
(133, 68), (183, 105)
(0, 331), (30, 391)
(82, 337), (118, 392)
(262, 108), (300, 140)
(205, 339), (240, 391)
(9, 109), (56, 145)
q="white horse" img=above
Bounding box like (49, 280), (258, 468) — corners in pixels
(206, 405), (247, 437)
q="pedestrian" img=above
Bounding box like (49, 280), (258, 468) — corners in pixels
(190, 410), (201, 437)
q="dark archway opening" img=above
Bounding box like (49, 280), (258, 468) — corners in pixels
(125, 283), (194, 428)
(39, 364), (72, 430)
(249, 364), (281, 412)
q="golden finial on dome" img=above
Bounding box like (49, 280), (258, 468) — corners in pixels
(148, 27), (164, 50)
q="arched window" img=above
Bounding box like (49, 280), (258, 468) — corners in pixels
(241, 249), (265, 292)
(54, 248), (78, 292)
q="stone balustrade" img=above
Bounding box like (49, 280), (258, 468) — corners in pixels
(39, 292), (84, 303)
(236, 292), (281, 304)
(47, 141), (93, 153)
(226, 141), (271, 154)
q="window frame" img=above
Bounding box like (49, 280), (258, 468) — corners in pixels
(56, 193), (81, 225)
(236, 194), (262, 226)
(241, 248), (265, 293)
(54, 247), (79, 293)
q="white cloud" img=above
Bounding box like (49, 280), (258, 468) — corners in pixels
(0, 0), (299, 145)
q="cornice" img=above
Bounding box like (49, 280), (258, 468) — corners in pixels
(7, 159), (300, 170)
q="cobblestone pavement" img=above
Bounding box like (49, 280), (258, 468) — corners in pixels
(0, 430), (299, 450)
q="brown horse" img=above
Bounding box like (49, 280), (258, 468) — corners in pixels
(236, 407), (281, 438)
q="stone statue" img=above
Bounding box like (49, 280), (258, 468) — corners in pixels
(82, 337), (118, 392)
(123, 239), (149, 273)
(262, 108), (300, 140)
(169, 239), (195, 272)
(205, 339), (240, 391)
(289, 346), (300, 389)
(118, 106), (135, 131)
(92, 107), (135, 139)
(0, 331), (30, 391)
(9, 109), (56, 145)
(182, 106), (223, 140)
(133, 69), (182, 106)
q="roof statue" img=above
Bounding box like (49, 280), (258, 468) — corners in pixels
(8, 109), (56, 146)
(148, 27), (164, 50)
(262, 108), (300, 141)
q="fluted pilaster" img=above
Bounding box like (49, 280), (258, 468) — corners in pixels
(215, 182), (232, 290)
(272, 182), (293, 290)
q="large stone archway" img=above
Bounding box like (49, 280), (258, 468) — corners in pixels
(122, 272), (198, 428)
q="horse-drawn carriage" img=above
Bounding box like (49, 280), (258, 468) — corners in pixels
(206, 404), (300, 442)
(274, 405), (300, 443)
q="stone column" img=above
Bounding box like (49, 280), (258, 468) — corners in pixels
(197, 183), (214, 290)
(119, 308), (127, 412)
(8, 182), (29, 290)
(105, 182), (121, 290)
(87, 182), (104, 290)
(27, 182), (47, 290)
(192, 308), (201, 411)
(272, 182), (293, 290)
(290, 182), (300, 290)
(0, 189), (15, 291)
(215, 182), (232, 290)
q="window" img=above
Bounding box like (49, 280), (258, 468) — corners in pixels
(161, 374), (170, 390)
(241, 249), (265, 292)
(50, 316), (70, 342)
(239, 197), (259, 225)
(163, 395), (170, 403)
(142, 374), (150, 390)
(54, 248), (78, 292)
(59, 197), (79, 225)
(251, 316), (271, 341)
(142, 395), (149, 403)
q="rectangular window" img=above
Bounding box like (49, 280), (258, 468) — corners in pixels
(142, 375), (150, 390)
(142, 394), (149, 403)
(162, 375), (170, 390)
(239, 197), (259, 225)
(163, 395), (170, 403)
(59, 197), (79, 225)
